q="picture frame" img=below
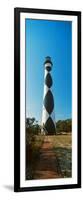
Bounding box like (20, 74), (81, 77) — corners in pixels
(14, 7), (81, 192)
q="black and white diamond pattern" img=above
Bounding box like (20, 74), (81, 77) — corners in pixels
(42, 57), (56, 134)
(44, 90), (54, 114)
(45, 73), (52, 88)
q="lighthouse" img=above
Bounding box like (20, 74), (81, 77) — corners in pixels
(42, 56), (56, 135)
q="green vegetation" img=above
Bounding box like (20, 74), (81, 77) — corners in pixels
(26, 117), (41, 136)
(26, 118), (72, 179)
(51, 135), (72, 177)
(26, 117), (44, 179)
(56, 119), (72, 133)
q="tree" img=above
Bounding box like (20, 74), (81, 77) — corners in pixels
(26, 117), (35, 128)
(26, 117), (41, 135)
(56, 119), (72, 133)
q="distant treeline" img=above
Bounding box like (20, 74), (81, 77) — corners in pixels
(26, 118), (72, 136)
(56, 119), (72, 133)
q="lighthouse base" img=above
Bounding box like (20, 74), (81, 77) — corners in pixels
(42, 117), (56, 135)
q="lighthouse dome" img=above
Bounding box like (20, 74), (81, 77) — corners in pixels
(44, 56), (53, 71)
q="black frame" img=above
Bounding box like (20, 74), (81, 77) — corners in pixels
(14, 7), (81, 192)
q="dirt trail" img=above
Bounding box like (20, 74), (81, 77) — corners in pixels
(34, 136), (62, 179)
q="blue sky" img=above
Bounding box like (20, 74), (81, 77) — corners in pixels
(25, 19), (72, 123)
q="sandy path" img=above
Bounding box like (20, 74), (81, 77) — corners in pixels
(34, 136), (62, 179)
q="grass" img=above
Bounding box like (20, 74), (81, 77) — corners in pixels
(52, 135), (72, 177)
(26, 134), (72, 179)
